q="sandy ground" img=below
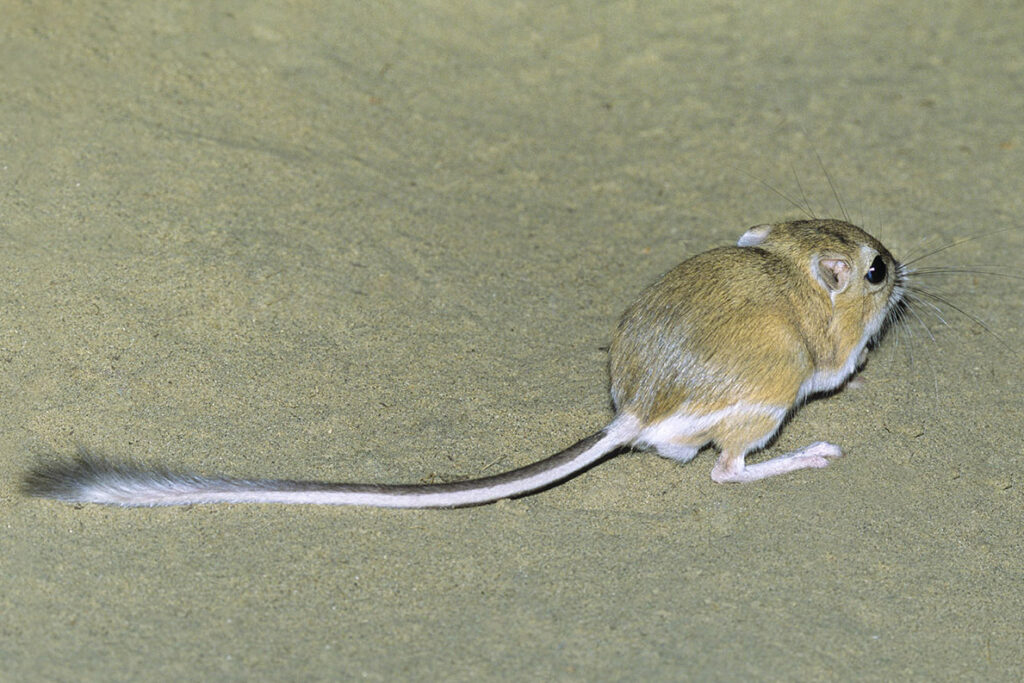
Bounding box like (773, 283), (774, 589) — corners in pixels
(1, 1), (1022, 680)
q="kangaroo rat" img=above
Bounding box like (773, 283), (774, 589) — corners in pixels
(24, 219), (904, 508)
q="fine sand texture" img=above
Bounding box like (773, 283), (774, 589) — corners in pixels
(2, 2), (1022, 680)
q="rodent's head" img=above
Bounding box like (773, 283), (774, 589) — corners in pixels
(738, 219), (904, 345)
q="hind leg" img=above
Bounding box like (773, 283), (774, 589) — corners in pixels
(708, 411), (842, 483)
(711, 441), (842, 483)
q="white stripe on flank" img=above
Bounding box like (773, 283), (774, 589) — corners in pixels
(636, 402), (788, 452)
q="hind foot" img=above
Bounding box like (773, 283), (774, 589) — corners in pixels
(711, 442), (843, 483)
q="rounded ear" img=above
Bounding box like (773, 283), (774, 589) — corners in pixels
(815, 256), (852, 293)
(737, 224), (773, 247)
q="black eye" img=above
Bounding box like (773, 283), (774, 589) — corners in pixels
(865, 255), (887, 285)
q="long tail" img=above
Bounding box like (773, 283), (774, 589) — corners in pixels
(22, 428), (630, 509)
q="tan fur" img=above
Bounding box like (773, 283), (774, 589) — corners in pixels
(611, 219), (899, 482)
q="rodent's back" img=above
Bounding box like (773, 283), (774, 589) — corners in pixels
(609, 246), (828, 423)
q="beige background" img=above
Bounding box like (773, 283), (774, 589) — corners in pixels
(2, 1), (1022, 680)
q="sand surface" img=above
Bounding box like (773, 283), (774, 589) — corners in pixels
(2, 2), (1022, 680)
